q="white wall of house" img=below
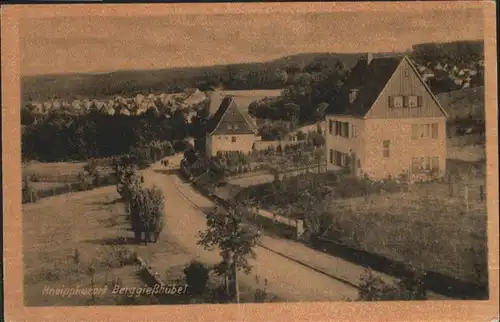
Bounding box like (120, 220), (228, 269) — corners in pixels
(325, 115), (447, 180)
(325, 115), (366, 175)
(206, 134), (259, 156)
(363, 117), (447, 180)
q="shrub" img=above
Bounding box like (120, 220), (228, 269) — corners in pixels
(183, 261), (210, 296)
(311, 133), (326, 146)
(296, 131), (307, 141)
(84, 159), (99, 176)
(357, 269), (427, 301)
(30, 172), (41, 182)
(104, 246), (137, 268)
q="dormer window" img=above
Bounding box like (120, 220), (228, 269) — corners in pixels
(349, 89), (359, 104)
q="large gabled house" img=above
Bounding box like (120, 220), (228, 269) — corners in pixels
(325, 53), (449, 181)
(205, 95), (260, 157)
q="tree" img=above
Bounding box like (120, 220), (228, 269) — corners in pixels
(315, 102), (329, 121)
(183, 261), (210, 297)
(113, 155), (141, 200)
(275, 69), (288, 85)
(129, 186), (165, 244)
(198, 205), (260, 303)
(283, 103), (300, 123)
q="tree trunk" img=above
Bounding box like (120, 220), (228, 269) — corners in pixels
(225, 273), (230, 300)
(233, 262), (240, 304)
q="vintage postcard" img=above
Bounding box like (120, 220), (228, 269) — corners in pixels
(2, 2), (498, 321)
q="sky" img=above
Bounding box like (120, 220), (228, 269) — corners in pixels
(20, 8), (484, 76)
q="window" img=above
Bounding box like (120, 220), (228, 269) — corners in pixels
(390, 95), (423, 108)
(329, 120), (333, 134)
(227, 124), (233, 130)
(382, 140), (390, 158)
(233, 124), (239, 130)
(412, 123), (438, 139)
(329, 149), (334, 164)
(349, 89), (359, 104)
(408, 96), (419, 108)
(390, 96), (403, 108)
(341, 122), (349, 137)
(351, 124), (358, 138)
(231, 136), (236, 142)
(412, 156), (434, 173)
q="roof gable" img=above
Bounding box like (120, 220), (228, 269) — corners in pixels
(365, 57), (448, 118)
(208, 96), (257, 135)
(328, 56), (403, 117)
(328, 55), (448, 118)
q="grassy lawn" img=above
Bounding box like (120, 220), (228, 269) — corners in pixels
(23, 160), (114, 181)
(23, 161), (86, 179)
(325, 179), (487, 285)
(23, 186), (190, 306)
(237, 155), (488, 287)
(29, 181), (71, 191)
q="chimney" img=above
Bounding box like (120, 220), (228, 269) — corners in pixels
(367, 52), (373, 64)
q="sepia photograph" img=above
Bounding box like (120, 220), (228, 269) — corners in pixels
(2, 2), (498, 321)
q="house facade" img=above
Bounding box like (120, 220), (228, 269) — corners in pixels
(325, 54), (448, 181)
(205, 96), (261, 156)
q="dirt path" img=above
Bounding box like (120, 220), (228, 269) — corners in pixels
(142, 163), (358, 302)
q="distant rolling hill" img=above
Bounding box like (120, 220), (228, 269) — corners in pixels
(21, 52), (369, 103)
(22, 39), (483, 105)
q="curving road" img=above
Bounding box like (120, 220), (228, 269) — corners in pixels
(142, 161), (358, 302)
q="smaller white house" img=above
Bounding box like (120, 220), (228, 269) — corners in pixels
(120, 108), (131, 116)
(105, 105), (115, 115)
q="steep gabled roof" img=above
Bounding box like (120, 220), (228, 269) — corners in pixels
(328, 56), (403, 117)
(328, 55), (448, 118)
(207, 96), (258, 135)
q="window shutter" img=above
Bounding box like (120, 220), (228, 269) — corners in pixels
(403, 96), (408, 108)
(431, 157), (439, 170)
(388, 96), (393, 108)
(417, 96), (423, 107)
(329, 120), (333, 134)
(431, 123), (438, 138)
(345, 122), (350, 137)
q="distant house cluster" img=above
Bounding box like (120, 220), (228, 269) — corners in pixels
(413, 58), (484, 90)
(25, 88), (207, 120)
